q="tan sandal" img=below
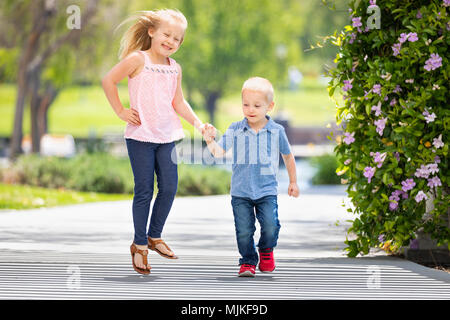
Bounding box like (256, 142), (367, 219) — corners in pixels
(148, 237), (178, 259)
(130, 243), (151, 275)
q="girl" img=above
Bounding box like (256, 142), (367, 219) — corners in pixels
(102, 9), (207, 275)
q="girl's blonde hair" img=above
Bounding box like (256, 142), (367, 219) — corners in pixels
(116, 9), (188, 60)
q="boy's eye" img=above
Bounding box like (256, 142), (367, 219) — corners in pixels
(255, 105), (260, 108)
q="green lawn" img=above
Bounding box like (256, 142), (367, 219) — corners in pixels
(0, 76), (339, 139)
(0, 183), (132, 210)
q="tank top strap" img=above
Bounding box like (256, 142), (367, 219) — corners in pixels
(168, 57), (176, 66)
(139, 51), (151, 67)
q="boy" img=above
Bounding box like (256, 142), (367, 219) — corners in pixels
(203, 77), (299, 277)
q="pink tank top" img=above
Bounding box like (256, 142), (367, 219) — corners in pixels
(124, 51), (185, 143)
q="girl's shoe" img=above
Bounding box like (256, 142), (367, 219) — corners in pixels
(258, 248), (275, 272)
(148, 237), (178, 259)
(238, 264), (256, 277)
(130, 243), (151, 275)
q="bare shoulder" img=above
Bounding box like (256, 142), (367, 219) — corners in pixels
(124, 51), (145, 78)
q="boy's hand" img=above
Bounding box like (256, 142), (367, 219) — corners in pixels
(203, 123), (216, 143)
(288, 182), (300, 197)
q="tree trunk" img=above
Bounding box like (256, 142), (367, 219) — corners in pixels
(205, 91), (220, 126)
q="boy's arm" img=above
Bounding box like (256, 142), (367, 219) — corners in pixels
(281, 153), (300, 197)
(205, 136), (227, 158)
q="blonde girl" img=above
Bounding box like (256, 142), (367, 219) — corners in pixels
(102, 9), (207, 275)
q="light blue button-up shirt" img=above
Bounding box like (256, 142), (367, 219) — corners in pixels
(216, 115), (292, 200)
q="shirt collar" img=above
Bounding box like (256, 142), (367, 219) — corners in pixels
(241, 115), (276, 133)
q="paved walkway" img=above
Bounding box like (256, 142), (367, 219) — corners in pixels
(0, 187), (449, 299)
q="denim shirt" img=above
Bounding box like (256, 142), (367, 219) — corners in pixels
(216, 115), (291, 200)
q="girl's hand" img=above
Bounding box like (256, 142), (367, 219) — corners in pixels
(118, 107), (141, 126)
(288, 182), (300, 198)
(203, 123), (216, 143)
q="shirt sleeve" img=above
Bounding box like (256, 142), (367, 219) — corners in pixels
(278, 127), (292, 155)
(216, 122), (237, 152)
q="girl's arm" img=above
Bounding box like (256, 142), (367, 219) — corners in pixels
(172, 63), (205, 133)
(101, 52), (142, 125)
(281, 153), (300, 197)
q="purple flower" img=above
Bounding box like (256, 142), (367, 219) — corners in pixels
(424, 53), (442, 71)
(434, 156), (441, 164)
(444, 0), (450, 7)
(415, 191), (428, 203)
(370, 0), (376, 5)
(371, 101), (382, 116)
(372, 84), (382, 95)
(407, 32), (418, 42)
(364, 166), (376, 183)
(344, 159), (352, 165)
(422, 109), (436, 123)
(415, 164), (430, 179)
(349, 32), (357, 44)
(427, 163), (439, 174)
(343, 132), (355, 145)
(352, 17), (362, 28)
(427, 176), (442, 188)
(401, 178), (416, 192)
(416, 10), (422, 19)
(371, 151), (387, 168)
(393, 85), (402, 93)
(390, 98), (397, 106)
(374, 117), (387, 136)
(389, 200), (398, 211)
(342, 79), (353, 92)
(394, 152), (400, 162)
(399, 33), (409, 43)
(433, 134), (444, 148)
(409, 239), (419, 249)
(378, 234), (385, 242)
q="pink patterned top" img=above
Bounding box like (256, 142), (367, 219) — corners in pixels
(124, 51), (185, 143)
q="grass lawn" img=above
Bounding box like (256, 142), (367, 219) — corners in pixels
(0, 183), (132, 210)
(0, 76), (340, 139)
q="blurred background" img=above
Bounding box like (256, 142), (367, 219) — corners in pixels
(0, 0), (350, 209)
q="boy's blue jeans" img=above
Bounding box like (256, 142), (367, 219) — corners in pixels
(231, 195), (281, 266)
(125, 138), (178, 245)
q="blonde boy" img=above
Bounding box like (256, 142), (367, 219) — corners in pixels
(204, 77), (299, 277)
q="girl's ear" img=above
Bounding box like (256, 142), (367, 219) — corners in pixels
(147, 27), (154, 38)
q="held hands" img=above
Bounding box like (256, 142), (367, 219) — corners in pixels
(201, 123), (216, 143)
(118, 107), (141, 126)
(288, 182), (300, 198)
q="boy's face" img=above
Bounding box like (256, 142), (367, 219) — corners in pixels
(241, 89), (274, 125)
(149, 19), (185, 58)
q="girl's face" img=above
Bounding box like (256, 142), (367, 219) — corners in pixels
(149, 19), (185, 58)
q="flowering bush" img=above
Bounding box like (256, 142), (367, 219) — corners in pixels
(327, 0), (449, 257)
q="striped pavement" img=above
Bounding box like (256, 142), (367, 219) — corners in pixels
(0, 192), (449, 300)
(0, 250), (449, 300)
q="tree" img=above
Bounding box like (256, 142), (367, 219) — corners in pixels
(2, 0), (102, 159)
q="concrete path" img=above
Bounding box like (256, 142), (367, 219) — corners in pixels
(0, 187), (449, 300)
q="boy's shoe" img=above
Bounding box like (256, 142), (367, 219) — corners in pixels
(258, 248), (275, 272)
(238, 264), (256, 277)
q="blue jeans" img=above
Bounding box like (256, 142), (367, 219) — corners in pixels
(231, 195), (281, 266)
(125, 138), (178, 245)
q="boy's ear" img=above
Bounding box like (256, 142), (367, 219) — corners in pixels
(268, 101), (275, 111)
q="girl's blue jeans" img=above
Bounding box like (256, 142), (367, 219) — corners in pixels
(231, 195), (281, 266)
(125, 138), (178, 245)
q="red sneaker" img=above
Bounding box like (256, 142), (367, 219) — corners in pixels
(238, 264), (256, 277)
(258, 248), (275, 272)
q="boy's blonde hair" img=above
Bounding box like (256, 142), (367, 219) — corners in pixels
(242, 77), (274, 104)
(117, 9), (188, 60)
